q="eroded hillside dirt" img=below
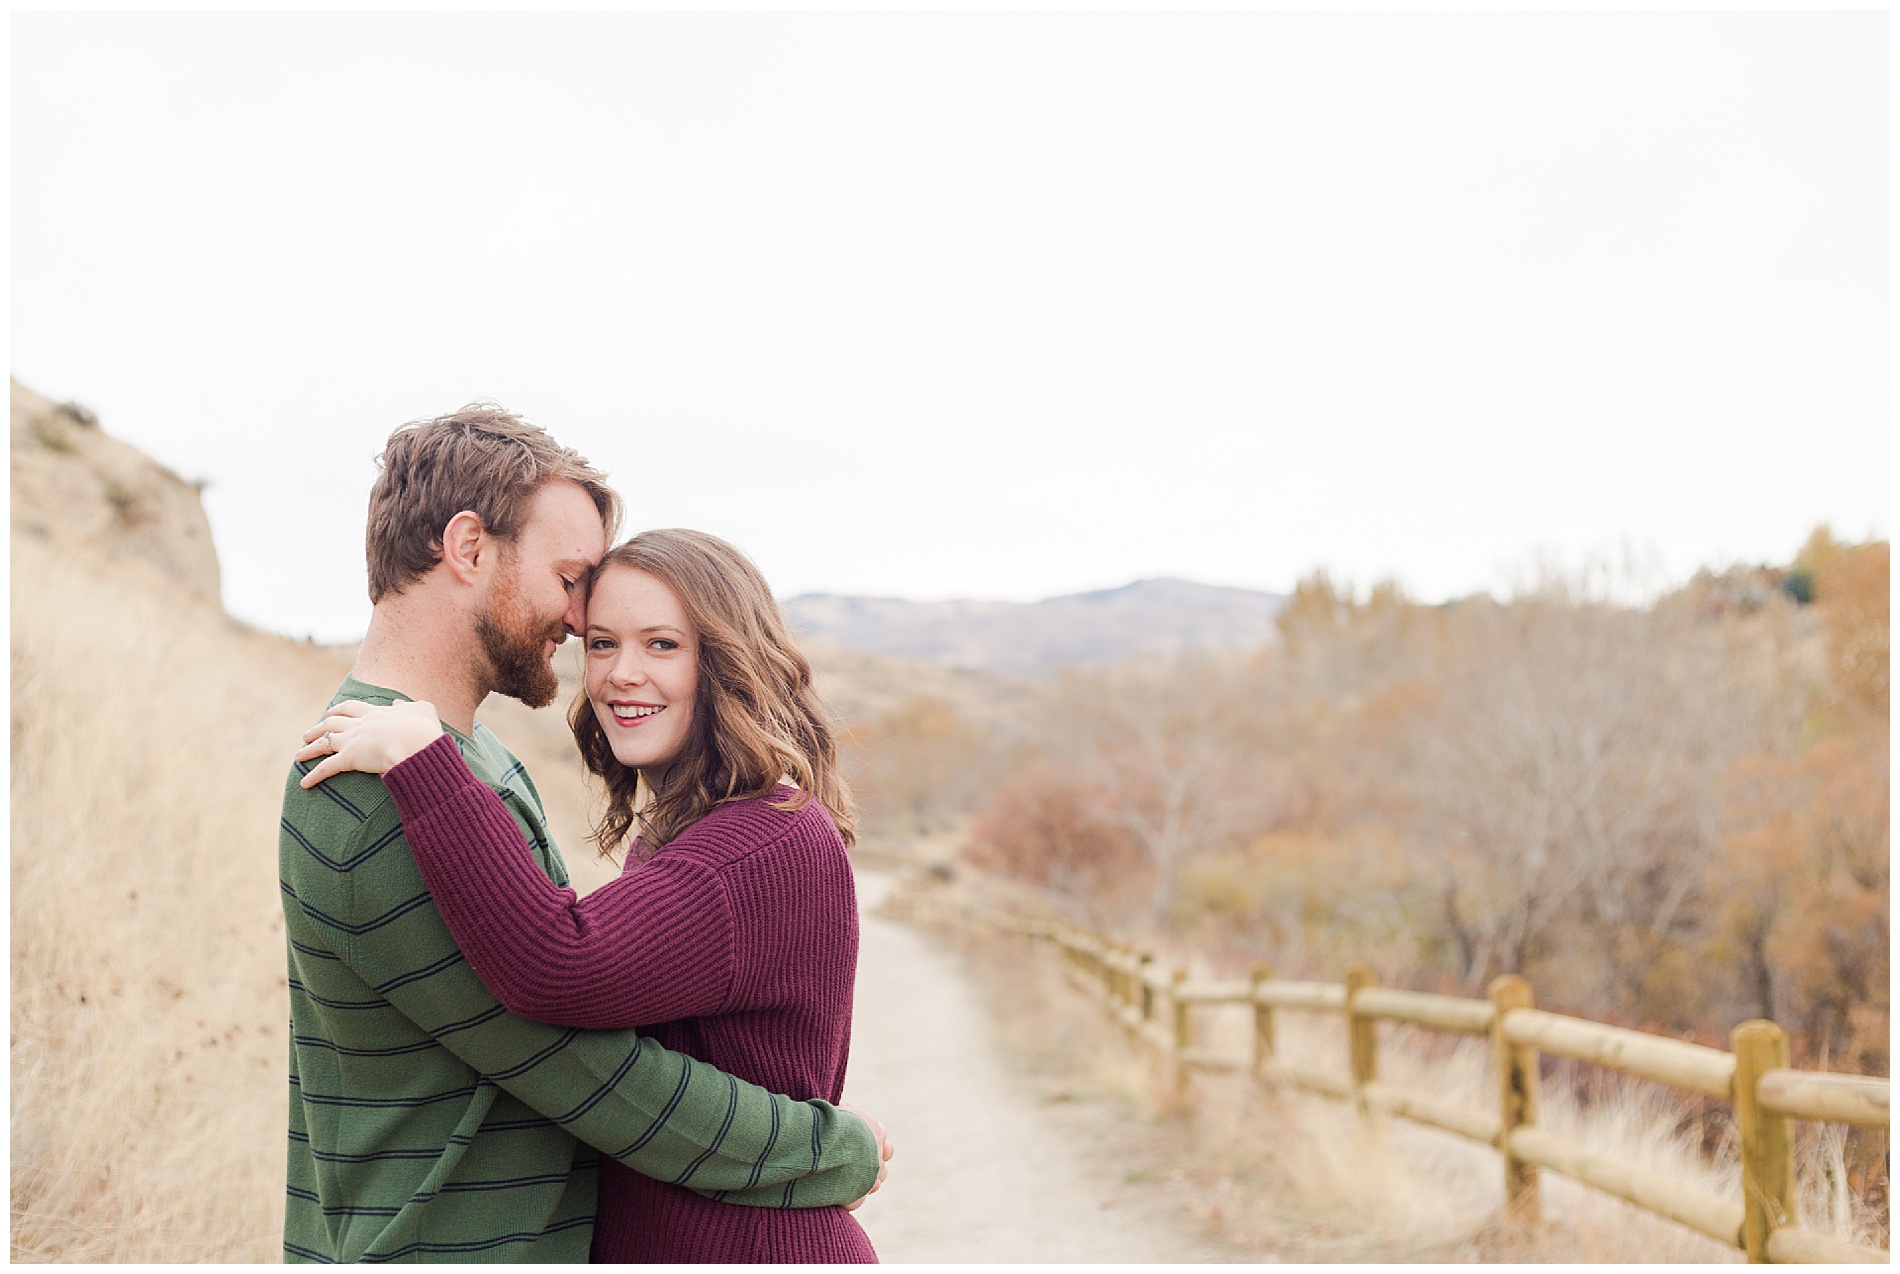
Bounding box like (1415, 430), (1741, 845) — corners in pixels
(9, 379), (222, 604)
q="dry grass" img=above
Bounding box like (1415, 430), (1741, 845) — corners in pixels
(929, 905), (1888, 1263)
(10, 536), (354, 1261)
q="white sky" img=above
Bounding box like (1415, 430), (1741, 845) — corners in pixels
(11, 11), (1889, 643)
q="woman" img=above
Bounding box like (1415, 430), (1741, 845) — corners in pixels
(295, 528), (878, 1264)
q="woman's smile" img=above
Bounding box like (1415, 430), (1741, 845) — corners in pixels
(583, 565), (700, 777)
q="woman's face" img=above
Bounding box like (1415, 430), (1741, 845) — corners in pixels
(582, 566), (700, 778)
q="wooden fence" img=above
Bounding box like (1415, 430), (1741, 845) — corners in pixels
(885, 888), (1889, 1264)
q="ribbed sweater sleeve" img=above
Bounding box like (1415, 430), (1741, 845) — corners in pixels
(382, 734), (738, 1030)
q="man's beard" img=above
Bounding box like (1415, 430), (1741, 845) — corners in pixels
(475, 563), (564, 710)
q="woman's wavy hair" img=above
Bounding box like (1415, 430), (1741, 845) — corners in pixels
(569, 528), (856, 857)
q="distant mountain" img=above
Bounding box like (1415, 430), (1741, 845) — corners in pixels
(781, 577), (1288, 675)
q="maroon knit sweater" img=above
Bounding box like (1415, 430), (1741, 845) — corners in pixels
(382, 735), (876, 1264)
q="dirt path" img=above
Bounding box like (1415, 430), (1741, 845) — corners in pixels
(842, 871), (1236, 1263)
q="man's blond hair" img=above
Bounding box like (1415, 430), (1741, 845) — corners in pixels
(365, 404), (621, 603)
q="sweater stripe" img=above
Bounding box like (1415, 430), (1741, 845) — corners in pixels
(282, 817), (403, 871)
(745, 1090), (783, 1192)
(288, 979), (398, 1011)
(372, 949), (465, 994)
(435, 1172), (576, 1193)
(296, 1083), (483, 1108)
(672, 1071), (741, 1186)
(354, 1215), (594, 1263)
(562, 1040), (661, 1129)
(309, 1145), (463, 1163)
(604, 1049), (687, 1152)
(290, 889), (436, 936)
(428, 1003), (510, 1037)
(293, 760), (370, 821)
(486, 1028), (582, 1081)
(292, 1033), (445, 1058)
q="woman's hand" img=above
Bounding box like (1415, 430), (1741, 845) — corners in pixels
(297, 699), (444, 788)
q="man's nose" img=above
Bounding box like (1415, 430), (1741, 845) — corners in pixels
(562, 595), (586, 638)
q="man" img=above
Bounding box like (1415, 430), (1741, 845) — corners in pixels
(279, 406), (888, 1262)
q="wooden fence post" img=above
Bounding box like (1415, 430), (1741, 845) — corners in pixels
(1138, 954), (1156, 1024)
(1489, 974), (1541, 1222)
(1121, 950), (1145, 1042)
(1250, 963), (1275, 1079)
(1344, 965), (1377, 1115)
(1170, 967), (1192, 1102)
(1733, 1019), (1795, 1262)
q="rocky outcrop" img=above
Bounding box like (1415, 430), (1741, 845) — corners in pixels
(11, 379), (222, 607)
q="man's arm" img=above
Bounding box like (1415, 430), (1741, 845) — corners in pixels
(283, 768), (878, 1207)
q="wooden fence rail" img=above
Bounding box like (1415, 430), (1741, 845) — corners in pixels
(885, 890), (1889, 1264)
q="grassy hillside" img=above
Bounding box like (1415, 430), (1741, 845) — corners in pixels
(10, 533), (353, 1259)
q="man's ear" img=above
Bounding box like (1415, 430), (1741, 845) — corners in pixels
(440, 511), (489, 586)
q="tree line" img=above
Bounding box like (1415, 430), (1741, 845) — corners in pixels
(841, 530), (1888, 1084)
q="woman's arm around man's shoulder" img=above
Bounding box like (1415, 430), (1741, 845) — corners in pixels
(383, 734), (741, 1029)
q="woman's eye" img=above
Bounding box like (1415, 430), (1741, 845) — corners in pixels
(651, 639), (679, 652)
(587, 638), (615, 652)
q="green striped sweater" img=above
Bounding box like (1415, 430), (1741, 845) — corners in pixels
(279, 677), (877, 1263)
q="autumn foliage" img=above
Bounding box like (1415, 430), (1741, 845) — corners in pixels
(929, 533), (1888, 1080)
(964, 767), (1147, 926)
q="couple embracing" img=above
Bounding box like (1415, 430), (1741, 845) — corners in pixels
(279, 406), (891, 1263)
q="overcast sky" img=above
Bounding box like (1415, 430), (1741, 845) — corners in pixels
(11, 11), (1888, 643)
